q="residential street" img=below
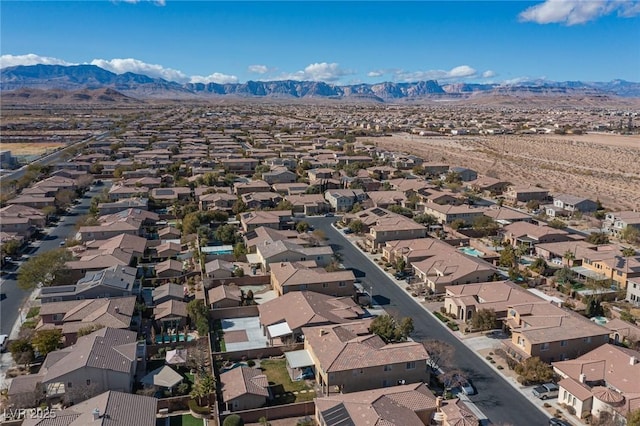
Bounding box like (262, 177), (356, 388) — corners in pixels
(0, 182), (111, 336)
(305, 216), (550, 426)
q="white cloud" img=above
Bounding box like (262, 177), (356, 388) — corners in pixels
(482, 70), (497, 78)
(248, 64), (269, 74)
(189, 73), (238, 84)
(0, 54), (75, 69)
(90, 58), (188, 82)
(278, 62), (352, 82)
(118, 0), (166, 6)
(518, 0), (640, 25)
(367, 71), (384, 78)
(394, 65), (477, 82)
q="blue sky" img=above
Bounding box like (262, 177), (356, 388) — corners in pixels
(1, 1), (639, 84)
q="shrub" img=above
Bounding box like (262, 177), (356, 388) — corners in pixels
(223, 414), (245, 426)
(566, 406), (576, 415)
(189, 399), (210, 416)
(440, 307), (446, 314)
(247, 359), (256, 367)
(446, 322), (459, 331)
(486, 356), (493, 361)
(497, 365), (504, 370)
(544, 403), (552, 408)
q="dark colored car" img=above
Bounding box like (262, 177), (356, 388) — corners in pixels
(549, 418), (572, 426)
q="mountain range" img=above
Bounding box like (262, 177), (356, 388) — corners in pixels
(1, 64), (639, 101)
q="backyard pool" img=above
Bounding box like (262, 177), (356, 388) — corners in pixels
(155, 334), (195, 344)
(458, 247), (484, 257)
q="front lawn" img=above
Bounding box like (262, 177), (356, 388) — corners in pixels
(260, 359), (314, 404)
(169, 414), (203, 426)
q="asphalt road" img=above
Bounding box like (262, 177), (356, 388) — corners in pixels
(0, 182), (111, 336)
(0, 132), (108, 183)
(306, 216), (550, 426)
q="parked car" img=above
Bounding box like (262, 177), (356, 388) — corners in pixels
(0, 334), (8, 352)
(460, 380), (476, 395)
(533, 383), (559, 400)
(343, 228), (354, 234)
(549, 418), (572, 426)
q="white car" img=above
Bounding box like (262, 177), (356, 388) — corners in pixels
(0, 334), (8, 352)
(460, 381), (476, 395)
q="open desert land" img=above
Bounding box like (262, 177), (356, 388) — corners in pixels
(366, 132), (640, 211)
(0, 142), (67, 156)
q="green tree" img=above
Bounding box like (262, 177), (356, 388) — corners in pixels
(296, 221), (310, 233)
(422, 340), (454, 371)
(350, 203), (363, 213)
(31, 329), (63, 356)
(499, 246), (517, 268)
(414, 214), (437, 226)
(348, 219), (364, 234)
(470, 309), (498, 331)
(472, 216), (499, 237)
(9, 339), (34, 368)
(529, 257), (548, 274)
(388, 205), (413, 218)
(232, 198), (248, 215)
(369, 315), (413, 343)
(586, 232), (609, 245)
(275, 200), (293, 211)
(547, 219), (566, 229)
(181, 212), (201, 235)
(450, 219), (465, 230)
(17, 248), (72, 291)
(621, 226), (640, 245)
(1, 239), (21, 256)
(514, 357), (555, 385)
(215, 224), (237, 244)
(233, 242), (247, 261)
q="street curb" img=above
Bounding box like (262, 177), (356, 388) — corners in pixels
(330, 221), (555, 421)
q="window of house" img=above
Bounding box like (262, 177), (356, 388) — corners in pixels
(406, 361), (416, 370)
(322, 283), (329, 288)
(382, 379), (390, 387)
(86, 379), (91, 386)
(384, 365), (392, 372)
(540, 343), (549, 351)
(560, 340), (568, 347)
(584, 336), (592, 343)
(67, 382), (72, 389)
(339, 282), (346, 287)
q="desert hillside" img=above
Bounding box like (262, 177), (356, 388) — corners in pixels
(366, 132), (640, 211)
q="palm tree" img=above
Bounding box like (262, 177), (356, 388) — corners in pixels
(563, 249), (576, 267)
(621, 247), (636, 289)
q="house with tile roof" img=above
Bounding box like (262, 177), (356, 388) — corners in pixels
(40, 265), (138, 303)
(258, 291), (363, 342)
(8, 328), (142, 405)
(240, 210), (293, 233)
(553, 344), (640, 424)
(37, 296), (136, 345)
(256, 240), (333, 272)
(302, 321), (430, 395)
(219, 366), (270, 411)
(412, 250), (496, 295)
(270, 261), (355, 297)
(444, 280), (543, 322)
(503, 301), (610, 363)
(21, 391), (157, 426)
(314, 382), (438, 426)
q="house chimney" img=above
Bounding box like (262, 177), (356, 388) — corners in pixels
(92, 408), (101, 421)
(115, 306), (119, 313)
(320, 329), (327, 336)
(631, 356), (638, 366)
(436, 396), (443, 408)
(579, 373), (586, 383)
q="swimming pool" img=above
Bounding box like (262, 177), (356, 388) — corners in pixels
(459, 247), (484, 257)
(155, 333), (195, 344)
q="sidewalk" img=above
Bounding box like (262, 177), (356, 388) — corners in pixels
(334, 224), (582, 424)
(0, 287), (41, 392)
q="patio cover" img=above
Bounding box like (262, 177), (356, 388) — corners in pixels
(285, 350), (315, 369)
(165, 348), (187, 364)
(246, 253), (261, 265)
(267, 322), (292, 339)
(141, 365), (183, 389)
(571, 266), (609, 281)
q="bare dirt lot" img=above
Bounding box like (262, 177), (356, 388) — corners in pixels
(365, 132), (640, 211)
(0, 142), (67, 156)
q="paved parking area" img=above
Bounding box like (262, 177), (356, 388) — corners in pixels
(221, 316), (268, 351)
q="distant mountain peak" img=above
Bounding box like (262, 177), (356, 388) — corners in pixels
(1, 64), (639, 100)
